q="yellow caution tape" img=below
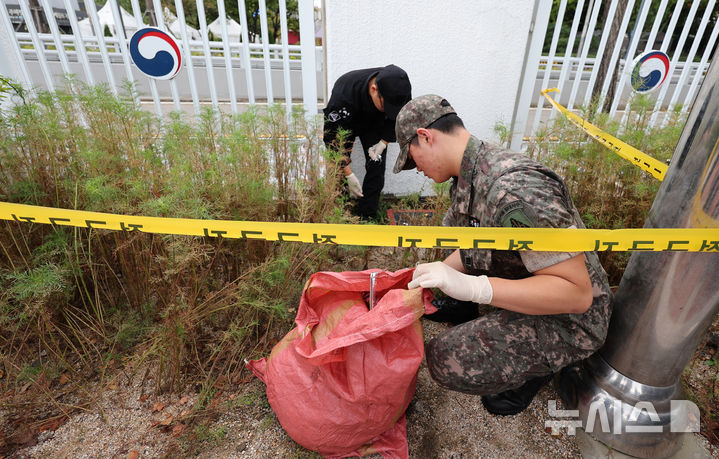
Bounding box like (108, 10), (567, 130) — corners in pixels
(1, 202), (717, 252)
(541, 88), (668, 181)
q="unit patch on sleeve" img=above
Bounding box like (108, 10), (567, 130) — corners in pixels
(496, 201), (538, 228)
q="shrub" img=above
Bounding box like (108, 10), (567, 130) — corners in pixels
(0, 82), (350, 445)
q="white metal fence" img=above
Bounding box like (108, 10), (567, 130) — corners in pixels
(0, 0), (321, 118)
(511, 0), (719, 150)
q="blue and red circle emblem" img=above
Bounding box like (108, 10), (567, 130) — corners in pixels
(130, 27), (182, 80)
(630, 50), (670, 93)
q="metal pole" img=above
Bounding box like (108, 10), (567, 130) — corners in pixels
(559, 46), (719, 458)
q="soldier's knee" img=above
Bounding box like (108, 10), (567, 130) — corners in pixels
(426, 337), (451, 386)
(426, 335), (515, 395)
(426, 336), (473, 390)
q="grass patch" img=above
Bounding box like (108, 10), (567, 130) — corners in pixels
(517, 93), (685, 285)
(0, 80), (352, 453)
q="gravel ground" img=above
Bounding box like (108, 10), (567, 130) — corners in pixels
(10, 246), (719, 458)
(14, 317), (718, 458)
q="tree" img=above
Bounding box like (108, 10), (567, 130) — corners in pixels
(115, 0), (300, 43)
(177, 0), (299, 44)
(591, 0), (630, 114)
(243, 0), (300, 44)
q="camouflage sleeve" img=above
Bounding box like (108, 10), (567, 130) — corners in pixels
(489, 170), (580, 273)
(442, 204), (458, 227)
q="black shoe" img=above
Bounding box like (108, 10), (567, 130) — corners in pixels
(481, 374), (554, 416)
(424, 298), (480, 325)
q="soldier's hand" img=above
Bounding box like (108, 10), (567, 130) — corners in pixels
(368, 141), (387, 161)
(345, 172), (364, 198)
(408, 262), (493, 305)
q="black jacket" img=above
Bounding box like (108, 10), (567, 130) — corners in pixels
(323, 68), (397, 163)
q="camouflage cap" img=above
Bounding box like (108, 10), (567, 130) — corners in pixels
(393, 94), (456, 173)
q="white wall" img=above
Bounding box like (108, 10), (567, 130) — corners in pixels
(324, 0), (536, 195)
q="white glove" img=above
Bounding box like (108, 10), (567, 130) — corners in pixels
(368, 141), (387, 161)
(345, 172), (364, 198)
(408, 262), (493, 304)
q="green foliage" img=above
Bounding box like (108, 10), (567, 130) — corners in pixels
(0, 83), (347, 431)
(493, 120), (511, 146)
(524, 93), (685, 284)
(6, 263), (69, 302)
(193, 423), (228, 444)
(543, 1), (719, 62)
(0, 75), (16, 102)
(145, 0), (301, 44)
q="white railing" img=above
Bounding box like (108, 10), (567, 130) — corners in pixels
(0, 0), (322, 118)
(15, 32), (309, 67)
(510, 0), (719, 149)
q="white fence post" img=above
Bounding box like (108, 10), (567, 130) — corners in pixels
(566, 0), (601, 110)
(581, 0), (619, 107)
(596, 0), (635, 110)
(109, 0), (138, 105)
(258, 0), (273, 104)
(18, 0), (55, 92)
(683, 20), (719, 111)
(662, 0), (715, 125)
(0, 0), (32, 92)
(85, 0), (118, 95)
(237, 0), (255, 104)
(196, 0), (219, 112)
(298, 0), (317, 119)
(510, 0), (552, 151)
(648, 0), (700, 126)
(608, 0), (651, 118)
(128, 0), (163, 118)
(217, 0), (238, 114)
(64, 0), (95, 86)
(152, 0), (181, 112)
(531, 0), (566, 134)
(174, 0), (200, 114)
(279, 0), (292, 117)
(549, 0), (584, 122)
(39, 0), (71, 76)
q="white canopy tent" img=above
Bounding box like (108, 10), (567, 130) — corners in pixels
(164, 6), (201, 41)
(207, 16), (242, 42)
(77, 2), (138, 37)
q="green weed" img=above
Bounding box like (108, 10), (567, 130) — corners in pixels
(0, 80), (349, 448)
(522, 93), (685, 284)
(193, 423), (228, 445)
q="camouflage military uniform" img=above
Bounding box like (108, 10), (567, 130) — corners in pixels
(425, 136), (613, 395)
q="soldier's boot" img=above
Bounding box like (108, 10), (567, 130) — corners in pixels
(424, 298), (480, 325)
(481, 373), (554, 416)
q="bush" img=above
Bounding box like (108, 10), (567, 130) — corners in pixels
(523, 94), (685, 285)
(0, 81), (351, 444)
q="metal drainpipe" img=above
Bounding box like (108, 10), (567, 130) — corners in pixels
(558, 48), (719, 458)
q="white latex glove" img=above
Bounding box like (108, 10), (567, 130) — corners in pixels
(408, 262), (493, 304)
(345, 172), (364, 198)
(368, 141), (387, 161)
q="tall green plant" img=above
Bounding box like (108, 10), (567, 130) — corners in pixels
(525, 94), (685, 284)
(0, 82), (349, 450)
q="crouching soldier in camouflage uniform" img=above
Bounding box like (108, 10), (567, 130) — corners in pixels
(393, 95), (613, 416)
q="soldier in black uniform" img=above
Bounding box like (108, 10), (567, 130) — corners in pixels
(323, 64), (412, 219)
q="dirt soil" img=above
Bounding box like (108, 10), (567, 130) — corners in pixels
(10, 320), (719, 459)
(8, 246), (719, 458)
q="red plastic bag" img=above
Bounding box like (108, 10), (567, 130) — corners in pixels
(247, 268), (435, 458)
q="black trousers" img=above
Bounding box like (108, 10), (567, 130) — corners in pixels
(354, 131), (387, 220)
